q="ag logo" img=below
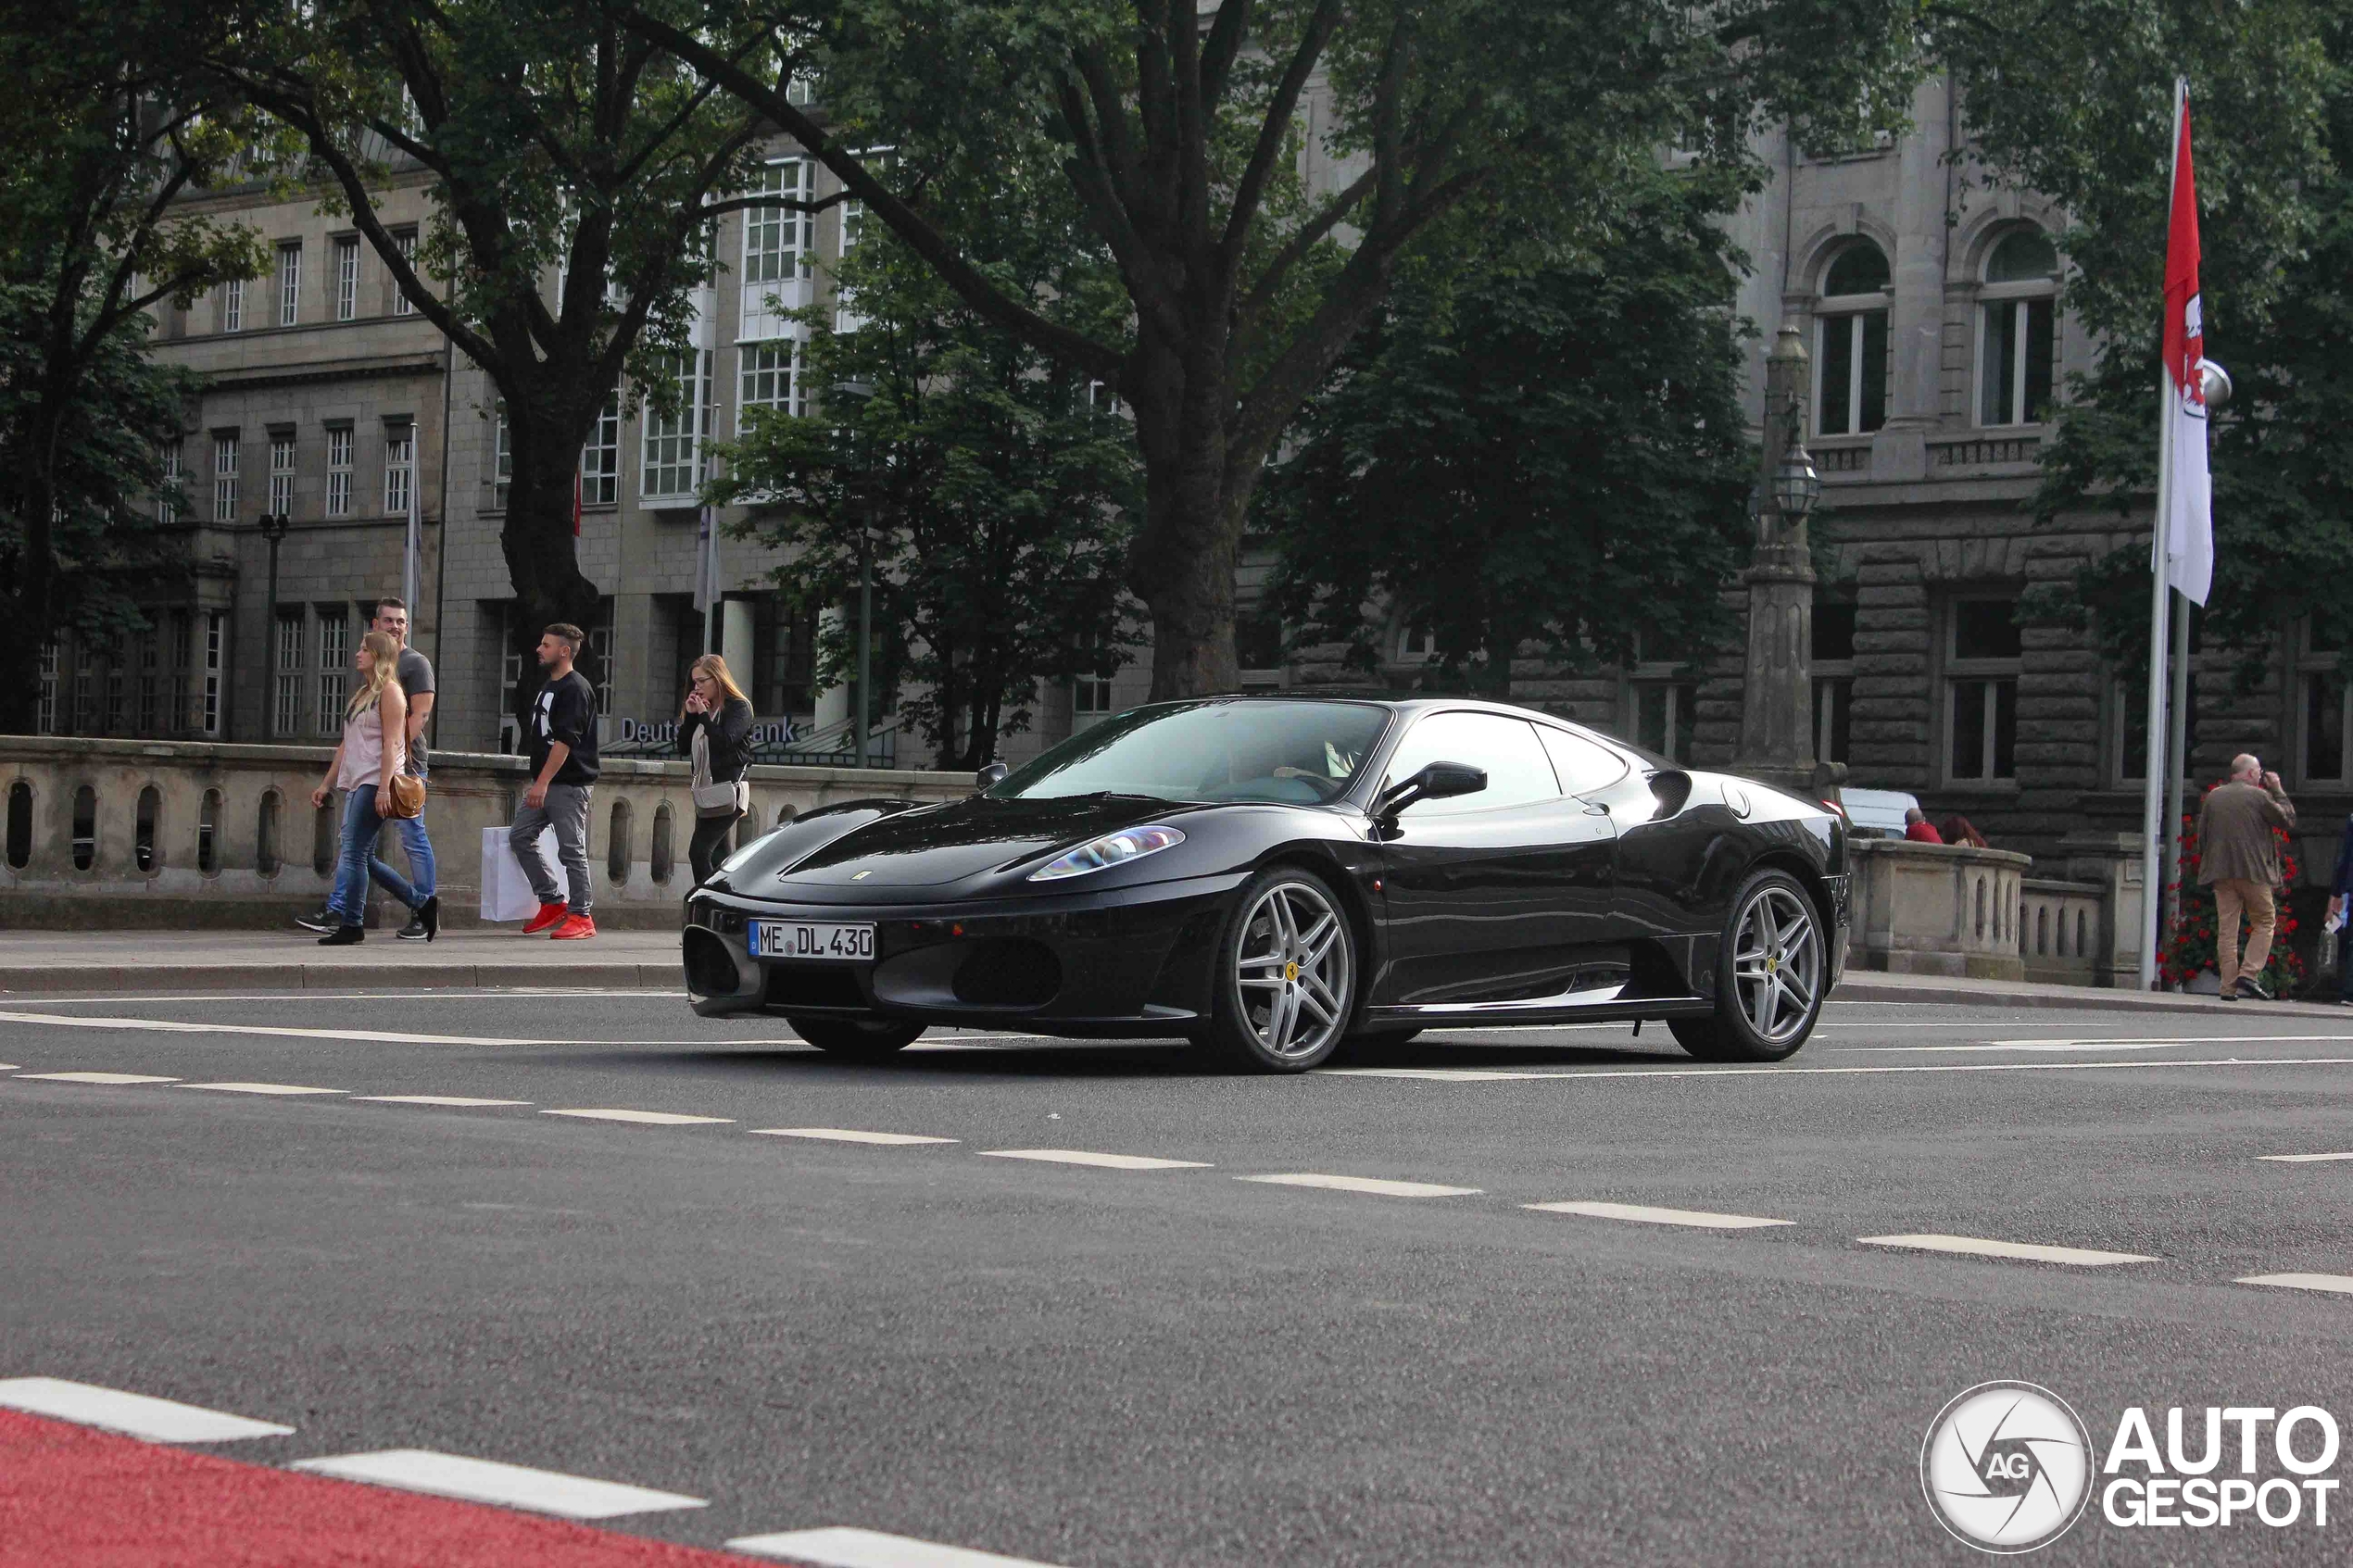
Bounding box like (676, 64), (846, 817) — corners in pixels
(1921, 1382), (2095, 1553)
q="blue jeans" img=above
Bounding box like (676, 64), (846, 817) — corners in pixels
(330, 787), (425, 927)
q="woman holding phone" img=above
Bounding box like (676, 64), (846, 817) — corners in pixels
(676, 654), (757, 885)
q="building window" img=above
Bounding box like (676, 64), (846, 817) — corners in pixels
(276, 240), (302, 326)
(743, 158), (813, 289)
(37, 640), (59, 734)
(1394, 623), (1436, 664)
(2299, 621), (2347, 784)
(1979, 231), (2058, 428)
(135, 630), (160, 734)
(493, 408), (511, 509)
(157, 437), (181, 524)
(1815, 243), (1889, 436)
(392, 228), (418, 315)
(333, 236), (359, 321)
(1946, 597), (2020, 782)
(384, 422), (414, 515)
(1236, 608), (1285, 674)
(1811, 601), (1856, 766)
(835, 178), (870, 332)
(316, 607), (349, 734)
(274, 609), (307, 737)
(325, 425), (353, 516)
(737, 341), (805, 429)
(221, 276), (243, 332)
(268, 432), (296, 517)
(588, 600), (617, 720)
(201, 611), (225, 736)
(641, 350), (713, 500)
(1072, 633), (1114, 727)
(581, 384), (621, 505)
(1630, 680), (1699, 763)
(212, 433), (239, 521)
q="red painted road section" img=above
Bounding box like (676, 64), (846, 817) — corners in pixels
(0, 1410), (753, 1567)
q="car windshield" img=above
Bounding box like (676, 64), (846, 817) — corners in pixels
(991, 700), (1391, 805)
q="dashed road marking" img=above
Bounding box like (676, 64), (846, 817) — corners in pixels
(291, 1448), (705, 1519)
(2259, 1151), (2353, 1163)
(541, 1109), (732, 1126)
(0, 1377), (292, 1443)
(753, 1128), (959, 1146)
(2236, 1273), (2353, 1296)
(1526, 1200), (1793, 1230)
(727, 1525), (1068, 1566)
(1858, 1233), (2158, 1267)
(12, 1072), (178, 1085)
(981, 1148), (1210, 1171)
(179, 1082), (346, 1097)
(0, 1010), (537, 1047)
(354, 1095), (533, 1108)
(1240, 1173), (1481, 1198)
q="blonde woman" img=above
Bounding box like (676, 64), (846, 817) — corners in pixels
(307, 630), (432, 945)
(673, 653), (756, 884)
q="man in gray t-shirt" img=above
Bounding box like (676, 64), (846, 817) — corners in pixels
(396, 644), (434, 777)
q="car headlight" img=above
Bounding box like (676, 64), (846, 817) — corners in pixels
(1028, 824), (1186, 882)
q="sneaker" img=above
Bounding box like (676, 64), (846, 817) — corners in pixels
(521, 901), (569, 935)
(549, 912), (597, 940)
(2236, 975), (2276, 1001)
(397, 913), (428, 940)
(296, 906), (337, 934)
(396, 896), (441, 942)
(317, 925), (364, 947)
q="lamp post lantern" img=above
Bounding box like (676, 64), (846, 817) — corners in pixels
(1732, 325), (1837, 794)
(258, 511), (290, 741)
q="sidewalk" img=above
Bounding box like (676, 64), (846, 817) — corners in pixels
(1, 931), (2346, 1016)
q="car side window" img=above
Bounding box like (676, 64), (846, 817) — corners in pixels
(1382, 712), (1561, 815)
(1537, 725), (1629, 795)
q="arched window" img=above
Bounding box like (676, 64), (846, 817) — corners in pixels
(1816, 242), (1890, 437)
(1980, 231), (2058, 427)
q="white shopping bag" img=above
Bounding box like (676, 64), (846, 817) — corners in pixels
(480, 825), (559, 922)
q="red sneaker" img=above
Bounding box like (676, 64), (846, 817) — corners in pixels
(521, 901), (569, 935)
(549, 912), (598, 940)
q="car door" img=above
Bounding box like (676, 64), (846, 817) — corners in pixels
(1370, 710), (1618, 1008)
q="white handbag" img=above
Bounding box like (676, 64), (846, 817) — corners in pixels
(689, 722), (749, 817)
(480, 825), (560, 922)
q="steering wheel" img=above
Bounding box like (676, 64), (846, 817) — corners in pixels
(1272, 766), (1346, 801)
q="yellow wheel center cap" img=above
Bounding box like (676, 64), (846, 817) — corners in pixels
(1284, 960), (1300, 983)
(1765, 955), (1779, 974)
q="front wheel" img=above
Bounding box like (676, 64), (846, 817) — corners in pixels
(1669, 869), (1825, 1063)
(1204, 866), (1360, 1073)
(786, 1016), (925, 1060)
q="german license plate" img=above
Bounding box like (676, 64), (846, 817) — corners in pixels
(750, 921), (875, 961)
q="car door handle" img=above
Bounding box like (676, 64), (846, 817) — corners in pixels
(1584, 802), (1610, 816)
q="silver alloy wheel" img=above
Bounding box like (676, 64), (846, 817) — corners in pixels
(1233, 880), (1352, 1062)
(1730, 883), (1820, 1045)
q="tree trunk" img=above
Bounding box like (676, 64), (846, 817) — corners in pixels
(499, 425), (604, 726)
(1125, 330), (1251, 699)
(0, 415), (66, 734)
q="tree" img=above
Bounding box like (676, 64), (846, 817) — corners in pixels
(1944, 0), (2348, 675)
(626, 0), (1931, 698)
(1261, 174), (1754, 695)
(213, 0), (823, 702)
(709, 175), (1140, 769)
(0, 0), (271, 733)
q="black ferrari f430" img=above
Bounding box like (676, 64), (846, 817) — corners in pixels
(683, 696), (1848, 1073)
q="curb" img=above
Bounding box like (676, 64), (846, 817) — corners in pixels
(1835, 976), (2347, 1020)
(0, 961), (676, 995)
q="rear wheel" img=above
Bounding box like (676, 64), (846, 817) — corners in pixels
(1204, 867), (1359, 1073)
(1669, 869), (1824, 1063)
(786, 1016), (925, 1060)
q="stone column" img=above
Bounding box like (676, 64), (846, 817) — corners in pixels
(1872, 73), (1952, 484)
(1733, 326), (1824, 794)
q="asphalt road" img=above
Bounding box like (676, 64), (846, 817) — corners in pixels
(6, 986), (2353, 1564)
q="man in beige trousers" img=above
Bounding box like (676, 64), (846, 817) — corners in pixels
(2197, 753), (2296, 1000)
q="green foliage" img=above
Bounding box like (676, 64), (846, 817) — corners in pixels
(1260, 173), (1755, 693)
(708, 169), (1140, 768)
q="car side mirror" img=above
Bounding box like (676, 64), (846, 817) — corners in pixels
(1377, 760), (1487, 820)
(1648, 768), (1693, 820)
(975, 760), (1010, 793)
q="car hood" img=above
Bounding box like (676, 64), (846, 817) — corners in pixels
(775, 793), (1190, 888)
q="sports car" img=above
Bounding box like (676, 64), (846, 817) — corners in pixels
(682, 696), (1847, 1073)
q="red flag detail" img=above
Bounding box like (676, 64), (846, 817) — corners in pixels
(2162, 101), (2202, 406)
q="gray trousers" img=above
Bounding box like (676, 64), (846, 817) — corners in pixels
(511, 782), (594, 913)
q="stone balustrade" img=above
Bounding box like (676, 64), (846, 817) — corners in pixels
(0, 735), (970, 930)
(1843, 834), (2142, 986)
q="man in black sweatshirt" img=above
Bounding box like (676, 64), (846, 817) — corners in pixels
(510, 623), (602, 938)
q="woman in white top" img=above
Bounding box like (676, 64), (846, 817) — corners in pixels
(308, 630), (420, 945)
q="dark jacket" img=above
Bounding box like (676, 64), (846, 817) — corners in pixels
(2196, 778), (2295, 886)
(527, 669), (600, 785)
(2332, 813), (2353, 899)
(677, 696), (755, 783)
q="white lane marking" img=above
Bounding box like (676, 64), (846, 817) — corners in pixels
(981, 1148), (1210, 1171)
(2260, 1151), (2353, 1163)
(727, 1525), (1068, 1567)
(291, 1449), (703, 1519)
(541, 1109), (732, 1126)
(354, 1096), (533, 1108)
(2237, 1273), (2353, 1296)
(1526, 1200), (1794, 1230)
(18, 990), (684, 1006)
(12, 1072), (179, 1085)
(1847, 1040), (2224, 1054)
(1324, 1055), (2353, 1084)
(1240, 1173), (1481, 1198)
(0, 1377), (293, 1443)
(0, 1063), (14, 1071)
(1985, 1035), (2353, 1048)
(753, 1128), (959, 1146)
(1858, 1233), (2158, 1267)
(0, 1010), (536, 1047)
(179, 1082), (345, 1097)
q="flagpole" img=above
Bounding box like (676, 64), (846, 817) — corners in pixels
(403, 425), (421, 617)
(2138, 76), (2188, 991)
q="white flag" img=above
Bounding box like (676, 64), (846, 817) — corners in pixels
(2160, 89), (2213, 606)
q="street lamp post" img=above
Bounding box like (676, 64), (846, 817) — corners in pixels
(830, 378), (877, 768)
(258, 511), (290, 741)
(1732, 326), (1833, 794)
